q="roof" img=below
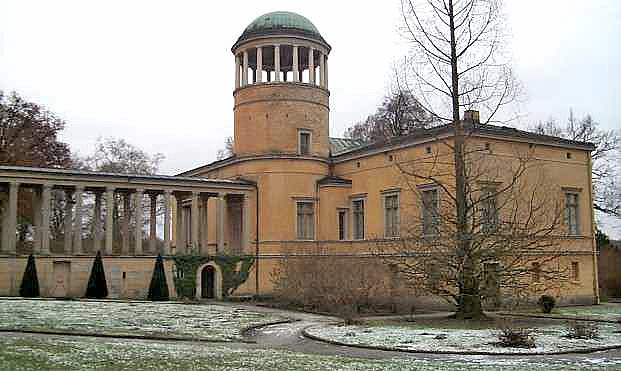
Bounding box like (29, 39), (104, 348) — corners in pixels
(0, 165), (252, 187)
(329, 137), (367, 156)
(233, 11), (329, 50)
(330, 123), (596, 160)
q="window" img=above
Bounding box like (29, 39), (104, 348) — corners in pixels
(296, 202), (314, 239)
(484, 142), (491, 151)
(565, 192), (579, 235)
(426, 263), (440, 290)
(426, 146), (432, 154)
(298, 131), (311, 155)
(572, 262), (580, 281)
(480, 187), (498, 233)
(422, 188), (439, 236)
(384, 194), (400, 237)
(338, 210), (347, 240)
(483, 262), (500, 293)
(566, 152), (572, 159)
(352, 199), (365, 239)
(532, 262), (541, 283)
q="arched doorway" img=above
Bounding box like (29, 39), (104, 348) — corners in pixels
(201, 265), (215, 299)
(195, 262), (223, 300)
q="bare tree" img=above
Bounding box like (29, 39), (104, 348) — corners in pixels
(393, 0), (522, 319)
(380, 138), (571, 318)
(345, 89), (439, 142)
(216, 136), (234, 160)
(532, 110), (620, 219)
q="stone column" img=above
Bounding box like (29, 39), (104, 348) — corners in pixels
(175, 194), (185, 255)
(191, 191), (199, 251)
(324, 55), (329, 88)
(32, 188), (42, 253)
(308, 47), (315, 85)
(149, 193), (157, 254)
(217, 193), (227, 252)
(274, 45), (281, 82)
(93, 191), (102, 252)
(319, 51), (325, 87)
(122, 193), (131, 254)
(40, 184), (52, 255)
(134, 189), (144, 255)
(200, 195), (209, 255)
(293, 45), (299, 82)
(163, 190), (171, 255)
(73, 186), (84, 255)
(256, 46), (263, 83)
(242, 194), (250, 254)
(242, 50), (248, 86)
(2, 182), (19, 253)
(235, 54), (240, 89)
(105, 187), (114, 255)
(63, 189), (73, 254)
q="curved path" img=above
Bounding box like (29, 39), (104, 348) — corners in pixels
(240, 303), (621, 365)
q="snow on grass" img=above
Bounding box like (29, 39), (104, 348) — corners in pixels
(305, 321), (621, 354)
(0, 299), (286, 341)
(1, 333), (621, 370)
(554, 304), (621, 320)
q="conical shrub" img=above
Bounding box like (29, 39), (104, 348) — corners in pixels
(19, 254), (40, 297)
(148, 254), (169, 301)
(85, 251), (108, 298)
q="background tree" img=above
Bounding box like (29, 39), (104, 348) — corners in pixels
(216, 136), (234, 160)
(531, 110), (620, 219)
(345, 89), (439, 142)
(385, 0), (531, 319)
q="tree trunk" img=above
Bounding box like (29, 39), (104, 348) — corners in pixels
(448, 0), (483, 320)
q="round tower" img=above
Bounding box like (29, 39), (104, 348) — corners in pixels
(232, 11), (331, 158)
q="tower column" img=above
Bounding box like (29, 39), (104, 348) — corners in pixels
(175, 194), (185, 255)
(292, 45), (299, 82)
(122, 192), (131, 254)
(2, 182), (19, 253)
(324, 55), (329, 88)
(217, 193), (227, 253)
(200, 195), (209, 255)
(274, 44), (281, 82)
(242, 50), (248, 86)
(319, 51), (325, 87)
(32, 188), (42, 253)
(256, 46), (263, 83)
(234, 54), (240, 89)
(191, 191), (199, 252)
(308, 47), (315, 85)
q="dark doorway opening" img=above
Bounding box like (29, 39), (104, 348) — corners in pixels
(201, 265), (215, 299)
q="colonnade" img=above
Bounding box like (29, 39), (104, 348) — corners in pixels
(235, 44), (328, 89)
(0, 179), (251, 256)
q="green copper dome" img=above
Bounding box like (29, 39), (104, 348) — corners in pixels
(233, 11), (329, 51)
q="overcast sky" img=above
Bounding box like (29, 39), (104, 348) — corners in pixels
(1, 0), (619, 236)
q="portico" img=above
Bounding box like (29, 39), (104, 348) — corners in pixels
(0, 165), (254, 257)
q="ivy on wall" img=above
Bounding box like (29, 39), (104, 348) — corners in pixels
(170, 255), (255, 299)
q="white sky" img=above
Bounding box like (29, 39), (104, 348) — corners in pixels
(0, 0), (619, 237)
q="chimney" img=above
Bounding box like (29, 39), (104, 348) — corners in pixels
(463, 110), (480, 124)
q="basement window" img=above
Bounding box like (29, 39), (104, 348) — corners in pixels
(566, 152), (572, 159)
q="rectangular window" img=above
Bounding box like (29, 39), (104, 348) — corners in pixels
(565, 193), (579, 235)
(384, 194), (400, 237)
(352, 199), (365, 240)
(426, 263), (440, 290)
(422, 189), (439, 236)
(299, 132), (310, 155)
(296, 202), (314, 240)
(572, 262), (580, 281)
(532, 262), (541, 283)
(338, 210), (347, 240)
(481, 187), (498, 233)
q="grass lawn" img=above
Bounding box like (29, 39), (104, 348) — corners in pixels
(553, 304), (621, 320)
(0, 299), (286, 341)
(306, 316), (621, 354)
(2, 333), (621, 370)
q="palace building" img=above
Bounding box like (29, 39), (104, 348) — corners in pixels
(0, 12), (599, 306)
